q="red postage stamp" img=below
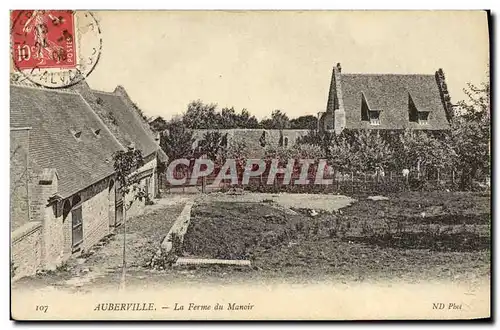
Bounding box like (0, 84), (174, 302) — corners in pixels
(11, 10), (102, 88)
(11, 10), (77, 70)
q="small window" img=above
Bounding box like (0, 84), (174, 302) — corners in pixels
(71, 206), (83, 248)
(70, 129), (82, 141)
(418, 112), (429, 125)
(71, 194), (83, 250)
(369, 111), (380, 126)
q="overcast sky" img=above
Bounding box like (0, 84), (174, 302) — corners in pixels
(86, 10), (489, 120)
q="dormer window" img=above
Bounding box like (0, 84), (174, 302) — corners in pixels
(408, 93), (431, 125)
(91, 128), (101, 137)
(361, 93), (382, 126)
(418, 112), (429, 125)
(369, 111), (380, 126)
(70, 129), (82, 141)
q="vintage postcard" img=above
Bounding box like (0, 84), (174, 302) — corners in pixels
(10, 10), (491, 320)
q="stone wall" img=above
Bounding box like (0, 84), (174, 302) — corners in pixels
(53, 177), (113, 262)
(193, 129), (311, 158)
(42, 202), (65, 269)
(124, 158), (157, 219)
(11, 221), (42, 280)
(11, 161), (115, 278)
(80, 180), (111, 251)
(10, 129), (31, 230)
(11, 143), (158, 277)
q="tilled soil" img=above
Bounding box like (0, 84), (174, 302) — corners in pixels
(182, 201), (308, 260)
(181, 192), (490, 282)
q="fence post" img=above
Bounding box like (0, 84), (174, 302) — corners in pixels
(452, 170), (455, 184)
(437, 168), (440, 183)
(351, 172), (354, 193)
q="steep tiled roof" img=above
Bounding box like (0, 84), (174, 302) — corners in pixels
(340, 74), (451, 130)
(10, 84), (124, 198)
(91, 90), (160, 158)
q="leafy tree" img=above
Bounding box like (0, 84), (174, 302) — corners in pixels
(264, 144), (294, 162)
(452, 76), (490, 189)
(182, 101), (260, 129)
(220, 139), (252, 184)
(328, 130), (393, 174)
(149, 116), (168, 132)
(297, 129), (334, 158)
(160, 118), (195, 161)
(259, 118), (274, 129)
(219, 107), (238, 129)
(113, 148), (145, 290)
(328, 132), (357, 173)
(197, 131), (227, 163)
(237, 108), (260, 128)
(398, 130), (456, 178)
(290, 115), (318, 129)
(292, 143), (323, 160)
(223, 138), (251, 161)
(260, 109), (290, 129)
(183, 100), (220, 129)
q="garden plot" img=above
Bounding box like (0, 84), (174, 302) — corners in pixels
(180, 191), (490, 282)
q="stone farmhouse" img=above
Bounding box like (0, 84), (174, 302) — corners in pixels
(319, 63), (454, 134)
(189, 64), (454, 155)
(10, 80), (167, 280)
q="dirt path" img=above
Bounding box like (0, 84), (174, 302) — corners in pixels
(197, 192), (356, 212)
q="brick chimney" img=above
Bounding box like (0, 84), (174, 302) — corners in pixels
(332, 63), (346, 134)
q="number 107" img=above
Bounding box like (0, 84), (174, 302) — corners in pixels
(35, 305), (48, 313)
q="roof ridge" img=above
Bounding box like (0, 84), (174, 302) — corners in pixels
(10, 82), (80, 95)
(75, 93), (127, 152)
(91, 89), (115, 95)
(113, 93), (159, 140)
